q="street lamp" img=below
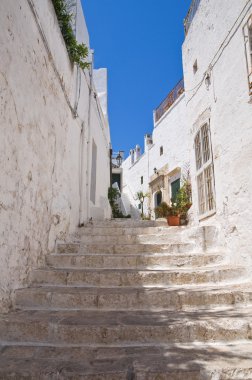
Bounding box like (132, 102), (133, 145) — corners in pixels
(116, 152), (122, 167)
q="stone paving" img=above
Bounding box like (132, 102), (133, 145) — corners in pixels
(0, 219), (252, 379)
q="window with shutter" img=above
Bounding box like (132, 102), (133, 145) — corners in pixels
(194, 123), (216, 219)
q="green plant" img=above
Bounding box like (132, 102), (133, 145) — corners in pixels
(167, 203), (180, 216)
(52, 0), (89, 70)
(135, 191), (149, 219)
(154, 202), (169, 218)
(176, 181), (192, 216)
(108, 187), (121, 218)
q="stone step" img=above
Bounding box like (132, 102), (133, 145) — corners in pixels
(1, 342), (252, 379)
(46, 252), (223, 270)
(77, 225), (180, 236)
(30, 266), (244, 287)
(57, 242), (196, 255)
(1, 309), (252, 345)
(84, 219), (168, 228)
(79, 233), (191, 244)
(15, 284), (252, 311)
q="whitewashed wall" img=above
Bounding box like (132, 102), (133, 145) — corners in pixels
(0, 0), (111, 311)
(122, 93), (189, 217)
(182, 0), (252, 265)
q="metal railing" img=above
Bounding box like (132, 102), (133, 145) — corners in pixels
(184, 0), (201, 35)
(154, 79), (184, 123)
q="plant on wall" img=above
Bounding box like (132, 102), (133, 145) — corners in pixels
(108, 187), (131, 218)
(52, 0), (90, 70)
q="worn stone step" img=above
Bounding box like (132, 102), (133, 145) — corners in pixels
(0, 309), (252, 345)
(76, 225), (178, 236)
(15, 284), (252, 311)
(46, 252), (223, 270)
(84, 219), (168, 228)
(30, 266), (244, 287)
(57, 242), (196, 255)
(79, 233), (191, 245)
(1, 342), (252, 379)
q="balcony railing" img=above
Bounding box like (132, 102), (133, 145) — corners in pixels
(184, 0), (201, 35)
(154, 79), (184, 123)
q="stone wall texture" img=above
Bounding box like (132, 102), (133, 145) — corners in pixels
(0, 0), (111, 311)
(182, 0), (252, 266)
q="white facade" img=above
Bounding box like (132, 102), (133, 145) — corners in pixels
(122, 0), (252, 269)
(121, 92), (189, 218)
(182, 0), (252, 266)
(0, 0), (111, 311)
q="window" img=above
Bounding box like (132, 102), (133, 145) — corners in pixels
(244, 16), (252, 95)
(193, 59), (198, 74)
(90, 140), (97, 204)
(171, 178), (180, 203)
(141, 176), (143, 185)
(160, 146), (163, 156)
(194, 123), (215, 217)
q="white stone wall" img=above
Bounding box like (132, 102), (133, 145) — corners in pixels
(0, 0), (111, 311)
(121, 94), (189, 217)
(182, 0), (252, 265)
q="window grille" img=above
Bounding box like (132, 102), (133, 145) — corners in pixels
(194, 123), (215, 218)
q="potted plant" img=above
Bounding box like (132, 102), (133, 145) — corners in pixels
(154, 202), (169, 219)
(154, 202), (180, 226)
(166, 203), (180, 226)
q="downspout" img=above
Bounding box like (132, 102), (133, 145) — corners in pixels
(109, 144), (113, 187)
(85, 50), (94, 222)
(79, 50), (94, 226)
(79, 121), (86, 226)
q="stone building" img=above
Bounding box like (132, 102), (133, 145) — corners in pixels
(122, 0), (252, 266)
(121, 79), (189, 218)
(0, 0), (111, 311)
(183, 0), (252, 266)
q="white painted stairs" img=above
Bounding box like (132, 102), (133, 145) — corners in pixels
(0, 219), (252, 379)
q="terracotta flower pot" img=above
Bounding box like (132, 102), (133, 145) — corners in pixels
(167, 215), (180, 226)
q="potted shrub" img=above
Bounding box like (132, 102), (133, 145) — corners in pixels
(176, 181), (192, 225)
(166, 203), (180, 226)
(154, 202), (180, 226)
(154, 202), (169, 219)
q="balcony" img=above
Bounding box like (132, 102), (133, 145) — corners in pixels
(154, 79), (184, 123)
(184, 0), (201, 35)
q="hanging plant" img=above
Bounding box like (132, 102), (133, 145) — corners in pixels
(52, 0), (90, 70)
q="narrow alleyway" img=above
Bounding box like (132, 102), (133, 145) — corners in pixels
(0, 220), (252, 379)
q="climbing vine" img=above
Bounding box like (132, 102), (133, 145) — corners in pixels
(52, 0), (89, 70)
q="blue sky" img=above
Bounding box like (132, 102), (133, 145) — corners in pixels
(82, 0), (191, 155)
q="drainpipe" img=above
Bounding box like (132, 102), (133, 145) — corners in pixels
(109, 144), (113, 187)
(85, 50), (94, 222)
(79, 50), (94, 226)
(79, 121), (86, 226)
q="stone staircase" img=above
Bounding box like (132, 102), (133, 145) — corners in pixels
(1, 219), (252, 379)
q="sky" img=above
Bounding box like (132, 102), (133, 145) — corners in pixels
(82, 0), (192, 155)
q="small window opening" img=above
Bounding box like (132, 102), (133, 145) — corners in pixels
(160, 146), (163, 156)
(193, 60), (198, 74)
(141, 176), (143, 185)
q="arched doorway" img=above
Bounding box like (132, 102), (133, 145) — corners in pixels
(154, 191), (162, 207)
